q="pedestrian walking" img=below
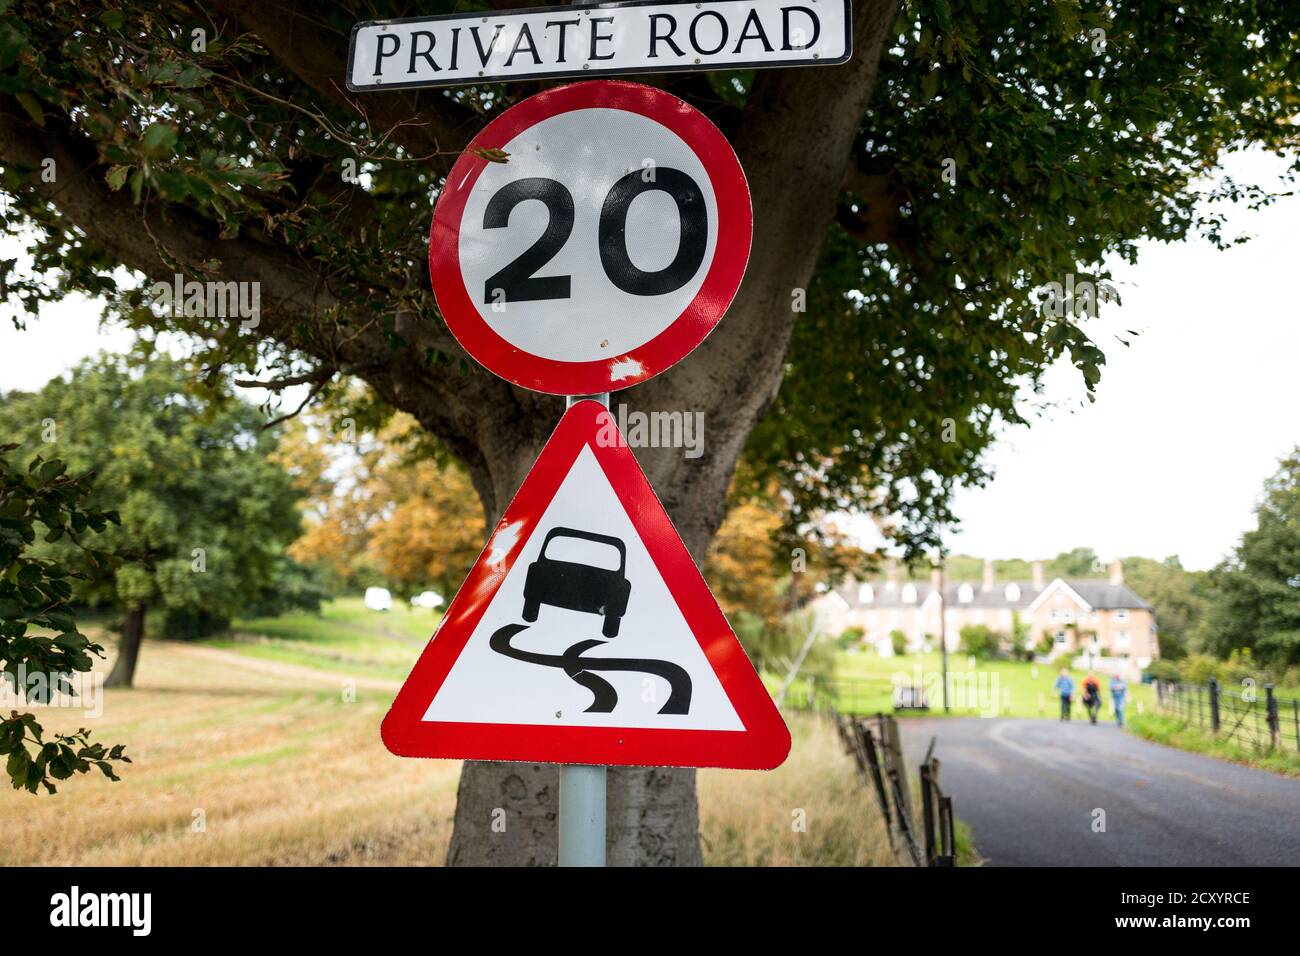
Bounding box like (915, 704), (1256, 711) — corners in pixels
(1054, 667), (1074, 721)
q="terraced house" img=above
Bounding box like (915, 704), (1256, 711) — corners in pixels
(812, 559), (1159, 675)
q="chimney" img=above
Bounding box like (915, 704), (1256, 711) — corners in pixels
(1032, 560), (1045, 590)
(981, 558), (995, 592)
(885, 560), (899, 590)
(1109, 559), (1124, 586)
(930, 566), (943, 593)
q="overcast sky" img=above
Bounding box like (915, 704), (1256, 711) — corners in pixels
(2, 150), (1295, 571)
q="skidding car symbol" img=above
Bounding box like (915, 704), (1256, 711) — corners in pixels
(522, 528), (631, 638)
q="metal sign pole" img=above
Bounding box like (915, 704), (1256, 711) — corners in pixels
(559, 391), (611, 866)
(559, 764), (607, 866)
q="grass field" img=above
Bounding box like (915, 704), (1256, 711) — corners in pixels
(1, 600), (908, 866)
(219, 597), (440, 679)
(826, 648), (1159, 721)
(1127, 712), (1300, 777)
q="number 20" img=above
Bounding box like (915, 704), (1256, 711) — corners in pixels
(483, 169), (708, 304)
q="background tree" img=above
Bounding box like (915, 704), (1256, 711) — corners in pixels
(1201, 451), (1300, 667)
(287, 413), (486, 598)
(2, 0), (1296, 863)
(0, 353), (309, 685)
(1120, 556), (1207, 661)
(1048, 547), (1101, 578)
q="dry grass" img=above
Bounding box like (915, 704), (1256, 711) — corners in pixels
(699, 713), (900, 866)
(0, 640), (459, 866)
(2, 640), (897, 866)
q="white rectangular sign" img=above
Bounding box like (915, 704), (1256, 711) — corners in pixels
(347, 1), (852, 91)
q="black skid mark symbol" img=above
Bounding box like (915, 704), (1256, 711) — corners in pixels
(489, 624), (692, 715)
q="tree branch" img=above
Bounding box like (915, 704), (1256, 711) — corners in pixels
(234, 369), (334, 391)
(261, 378), (327, 429)
(208, 0), (482, 166)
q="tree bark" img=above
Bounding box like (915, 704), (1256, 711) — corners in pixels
(105, 603), (146, 689)
(447, 0), (899, 866)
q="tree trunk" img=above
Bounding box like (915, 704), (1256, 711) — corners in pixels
(446, 0), (898, 867)
(104, 603), (146, 689)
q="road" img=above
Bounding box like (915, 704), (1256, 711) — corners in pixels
(896, 718), (1300, 866)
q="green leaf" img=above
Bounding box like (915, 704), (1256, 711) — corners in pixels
(140, 123), (178, 160)
(105, 165), (130, 191)
(15, 91), (44, 127)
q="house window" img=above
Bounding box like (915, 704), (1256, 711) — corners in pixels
(958, 583), (974, 604)
(1048, 609), (1057, 622)
(858, 584), (874, 604)
(1062, 609), (1074, 624)
(1115, 630), (1130, 648)
(1004, 583), (1021, 602)
(1116, 608), (1129, 622)
(902, 583), (917, 604)
(1054, 630), (1068, 645)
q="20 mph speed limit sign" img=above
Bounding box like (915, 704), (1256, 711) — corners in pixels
(429, 81), (752, 395)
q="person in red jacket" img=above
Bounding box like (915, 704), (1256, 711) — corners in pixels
(1082, 673), (1102, 725)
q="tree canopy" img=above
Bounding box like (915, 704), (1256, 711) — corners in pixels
(0, 352), (310, 683)
(285, 413), (487, 599)
(3, 1), (1295, 556)
(1203, 450), (1300, 668)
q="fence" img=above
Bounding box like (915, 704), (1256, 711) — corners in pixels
(1155, 679), (1300, 753)
(783, 677), (897, 715)
(833, 712), (956, 867)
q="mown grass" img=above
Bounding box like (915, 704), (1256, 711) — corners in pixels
(221, 596), (435, 680)
(1, 619), (912, 865)
(0, 641), (458, 865)
(1127, 712), (1300, 778)
(829, 650), (1158, 720)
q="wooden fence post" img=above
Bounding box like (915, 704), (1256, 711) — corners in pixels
(1208, 677), (1220, 733)
(1266, 684), (1281, 749)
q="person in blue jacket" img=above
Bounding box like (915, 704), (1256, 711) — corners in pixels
(1054, 668), (1075, 721)
(1110, 674), (1129, 727)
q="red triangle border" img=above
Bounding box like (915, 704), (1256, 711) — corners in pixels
(381, 400), (791, 770)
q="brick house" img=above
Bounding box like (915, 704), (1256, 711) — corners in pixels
(810, 559), (1159, 673)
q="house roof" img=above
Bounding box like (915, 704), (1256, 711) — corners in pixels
(1061, 580), (1153, 611)
(825, 575), (1152, 612)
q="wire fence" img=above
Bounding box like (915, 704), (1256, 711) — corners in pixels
(1155, 679), (1300, 753)
(782, 676), (903, 715)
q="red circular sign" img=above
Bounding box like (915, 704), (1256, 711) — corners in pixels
(429, 80), (752, 395)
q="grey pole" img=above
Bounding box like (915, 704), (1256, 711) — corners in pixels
(938, 555), (950, 713)
(559, 764), (607, 866)
(559, 391), (611, 866)
(559, 0), (615, 864)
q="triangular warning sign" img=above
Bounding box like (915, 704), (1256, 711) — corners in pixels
(382, 400), (790, 770)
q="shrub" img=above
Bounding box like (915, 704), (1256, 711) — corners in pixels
(890, 629), (907, 656)
(1179, 653), (1223, 685)
(837, 626), (865, 649)
(959, 624), (1004, 659)
(1144, 659), (1180, 682)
